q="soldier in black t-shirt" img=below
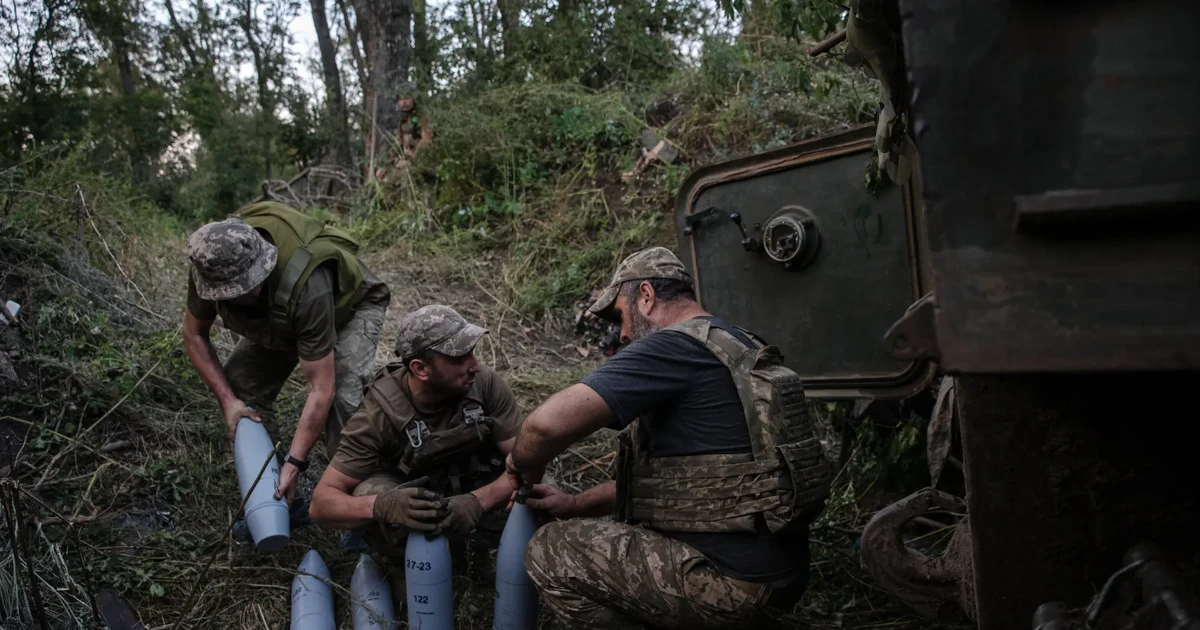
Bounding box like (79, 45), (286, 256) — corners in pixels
(506, 247), (819, 630)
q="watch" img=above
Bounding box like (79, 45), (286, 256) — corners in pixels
(284, 454), (309, 472)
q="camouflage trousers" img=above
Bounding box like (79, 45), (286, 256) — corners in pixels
(224, 304), (387, 457)
(350, 471), (510, 561)
(525, 520), (777, 630)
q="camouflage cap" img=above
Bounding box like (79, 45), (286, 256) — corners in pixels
(587, 246), (693, 322)
(395, 305), (489, 361)
(187, 219), (278, 301)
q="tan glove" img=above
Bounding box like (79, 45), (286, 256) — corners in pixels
(372, 480), (445, 532)
(433, 493), (483, 537)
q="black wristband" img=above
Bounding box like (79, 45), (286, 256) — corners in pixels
(284, 454), (309, 472)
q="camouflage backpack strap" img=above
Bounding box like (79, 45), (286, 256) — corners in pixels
(269, 246), (313, 329)
(664, 318), (762, 453)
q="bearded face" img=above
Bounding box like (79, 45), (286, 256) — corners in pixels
(627, 306), (659, 341)
(423, 352), (480, 398)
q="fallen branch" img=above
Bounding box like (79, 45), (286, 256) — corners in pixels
(1, 416), (134, 475)
(38, 507), (104, 527)
(33, 356), (162, 491)
(808, 28), (848, 57)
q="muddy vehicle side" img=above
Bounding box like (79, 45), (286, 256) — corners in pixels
(675, 1), (1200, 628)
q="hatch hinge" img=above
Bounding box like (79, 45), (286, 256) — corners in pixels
(884, 292), (939, 360)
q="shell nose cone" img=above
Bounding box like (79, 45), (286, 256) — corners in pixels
(298, 549), (330, 578)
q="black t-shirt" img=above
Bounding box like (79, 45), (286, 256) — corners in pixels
(580, 315), (810, 583)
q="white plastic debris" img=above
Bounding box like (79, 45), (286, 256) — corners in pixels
(0, 300), (20, 325)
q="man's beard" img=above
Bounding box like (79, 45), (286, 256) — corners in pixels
(426, 368), (471, 399)
(629, 309), (660, 341)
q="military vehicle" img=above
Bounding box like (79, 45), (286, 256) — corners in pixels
(673, 1), (1200, 628)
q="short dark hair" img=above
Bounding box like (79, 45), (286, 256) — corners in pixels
(620, 278), (696, 304)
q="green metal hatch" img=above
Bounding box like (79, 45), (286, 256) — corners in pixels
(674, 126), (933, 399)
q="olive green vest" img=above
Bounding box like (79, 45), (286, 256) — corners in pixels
(613, 318), (833, 535)
(367, 361), (500, 497)
(215, 201), (365, 350)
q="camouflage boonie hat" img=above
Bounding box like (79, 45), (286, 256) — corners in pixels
(395, 305), (488, 361)
(187, 219), (277, 301)
(587, 246), (693, 322)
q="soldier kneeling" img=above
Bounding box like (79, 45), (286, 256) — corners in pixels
(310, 305), (524, 577)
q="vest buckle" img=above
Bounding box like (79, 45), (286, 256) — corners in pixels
(405, 420), (427, 449)
(463, 405), (483, 425)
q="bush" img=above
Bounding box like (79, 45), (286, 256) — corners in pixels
(417, 82), (641, 212)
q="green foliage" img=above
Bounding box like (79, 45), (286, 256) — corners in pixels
(436, 0), (718, 92)
(716, 0), (847, 40)
(667, 33), (875, 159)
(419, 82), (640, 210)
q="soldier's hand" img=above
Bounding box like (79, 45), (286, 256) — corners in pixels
(223, 399), (261, 439)
(432, 493), (483, 537)
(275, 462), (300, 504)
(372, 485), (445, 532)
(504, 453), (544, 490)
(525, 484), (577, 520)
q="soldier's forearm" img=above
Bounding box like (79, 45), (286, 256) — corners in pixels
(310, 481), (376, 529)
(471, 473), (517, 512)
(570, 481), (617, 518)
(290, 389), (332, 460)
(512, 384), (614, 471)
(292, 352), (335, 460)
(182, 329), (238, 408)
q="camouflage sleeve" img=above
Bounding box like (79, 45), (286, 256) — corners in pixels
(483, 367), (523, 442)
(186, 274), (218, 321)
(292, 265), (338, 362)
(329, 395), (390, 480)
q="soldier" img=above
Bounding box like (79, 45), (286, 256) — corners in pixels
(308, 305), (524, 566)
(505, 247), (832, 629)
(182, 201), (390, 545)
(395, 95), (432, 169)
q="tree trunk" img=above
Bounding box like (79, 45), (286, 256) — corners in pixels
(112, 26), (149, 181)
(743, 0), (771, 38)
(80, 0), (148, 180)
(412, 0), (432, 92)
(497, 0), (522, 81)
(497, 0), (518, 59)
(239, 0), (274, 180)
(336, 0), (369, 100)
(365, 0), (412, 175)
(309, 0), (353, 168)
